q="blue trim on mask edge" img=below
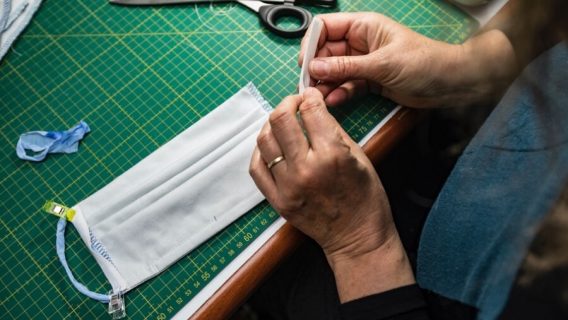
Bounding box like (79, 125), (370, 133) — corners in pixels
(56, 218), (111, 303)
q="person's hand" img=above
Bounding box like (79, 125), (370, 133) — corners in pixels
(250, 88), (392, 256)
(249, 88), (415, 302)
(299, 12), (517, 108)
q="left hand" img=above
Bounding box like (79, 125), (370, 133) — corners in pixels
(249, 88), (415, 302)
(297, 13), (517, 109)
(249, 88), (395, 259)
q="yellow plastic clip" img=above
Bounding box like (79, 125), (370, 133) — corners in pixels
(42, 201), (76, 221)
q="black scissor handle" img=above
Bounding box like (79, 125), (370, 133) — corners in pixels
(296, 0), (337, 8)
(258, 5), (312, 38)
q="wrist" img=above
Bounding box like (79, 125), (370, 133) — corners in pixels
(445, 30), (518, 107)
(325, 231), (416, 303)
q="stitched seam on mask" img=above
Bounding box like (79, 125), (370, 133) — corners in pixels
(89, 229), (114, 263)
(246, 82), (273, 113)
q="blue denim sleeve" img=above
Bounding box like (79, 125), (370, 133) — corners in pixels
(417, 42), (568, 320)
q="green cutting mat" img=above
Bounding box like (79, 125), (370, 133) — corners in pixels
(0, 0), (475, 319)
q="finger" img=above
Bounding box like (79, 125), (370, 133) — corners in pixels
(256, 122), (287, 178)
(315, 41), (365, 59)
(315, 81), (341, 99)
(249, 148), (279, 203)
(317, 12), (369, 41)
(306, 43), (366, 94)
(298, 12), (366, 66)
(309, 54), (374, 83)
(300, 42), (349, 91)
(296, 80), (330, 93)
(298, 88), (343, 150)
(269, 95), (309, 161)
(325, 80), (369, 107)
(300, 39), (350, 67)
(300, 41), (351, 96)
(316, 41), (349, 58)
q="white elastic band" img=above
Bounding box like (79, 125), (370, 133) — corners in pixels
(298, 17), (323, 94)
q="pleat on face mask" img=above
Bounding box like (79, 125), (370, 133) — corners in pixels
(54, 83), (271, 314)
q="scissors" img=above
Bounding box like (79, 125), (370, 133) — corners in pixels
(109, 0), (337, 38)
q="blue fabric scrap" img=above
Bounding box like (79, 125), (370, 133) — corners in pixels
(16, 121), (90, 161)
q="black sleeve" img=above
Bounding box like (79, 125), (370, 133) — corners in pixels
(339, 284), (430, 320)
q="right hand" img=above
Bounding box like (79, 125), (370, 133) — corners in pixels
(299, 12), (516, 108)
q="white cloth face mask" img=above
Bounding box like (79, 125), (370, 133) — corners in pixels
(0, 0), (43, 60)
(56, 83), (271, 305)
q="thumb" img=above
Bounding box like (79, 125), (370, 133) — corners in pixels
(309, 55), (375, 82)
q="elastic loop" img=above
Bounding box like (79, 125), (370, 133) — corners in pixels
(56, 218), (111, 303)
(16, 133), (55, 161)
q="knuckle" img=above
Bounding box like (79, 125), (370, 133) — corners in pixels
(248, 161), (258, 177)
(337, 137), (353, 155)
(281, 95), (298, 106)
(335, 56), (355, 78)
(275, 192), (305, 216)
(256, 131), (272, 147)
(334, 150), (352, 167)
(276, 96), (299, 112)
(373, 50), (396, 83)
(295, 167), (316, 188)
(319, 152), (339, 169)
(364, 12), (385, 23)
(269, 108), (291, 128)
(299, 98), (324, 116)
(320, 144), (352, 167)
(272, 199), (290, 215)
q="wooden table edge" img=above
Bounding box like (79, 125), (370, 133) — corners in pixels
(190, 107), (425, 320)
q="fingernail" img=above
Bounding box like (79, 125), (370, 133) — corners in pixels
(310, 60), (330, 77)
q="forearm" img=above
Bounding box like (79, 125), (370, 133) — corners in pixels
(480, 0), (564, 70)
(429, 0), (563, 108)
(443, 29), (517, 107)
